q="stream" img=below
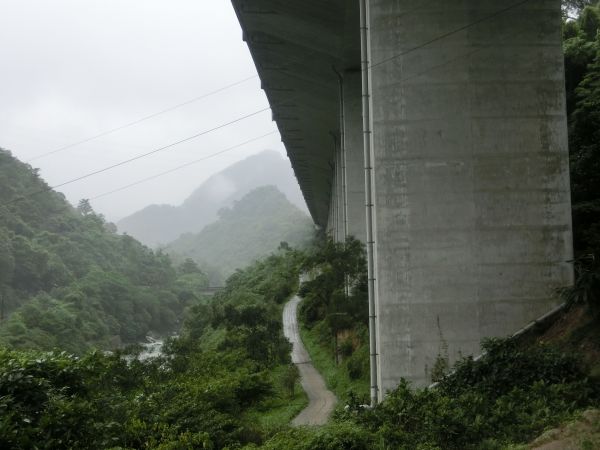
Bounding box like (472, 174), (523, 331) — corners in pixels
(137, 336), (165, 360)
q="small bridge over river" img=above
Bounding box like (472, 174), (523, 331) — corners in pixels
(197, 286), (225, 296)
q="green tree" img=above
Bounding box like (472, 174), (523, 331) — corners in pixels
(76, 198), (93, 216)
(565, 5), (600, 255)
(178, 257), (202, 275)
(282, 363), (300, 398)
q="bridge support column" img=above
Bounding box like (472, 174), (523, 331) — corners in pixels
(327, 141), (344, 242)
(366, 0), (573, 396)
(327, 168), (336, 239)
(336, 138), (346, 242)
(343, 70), (367, 242)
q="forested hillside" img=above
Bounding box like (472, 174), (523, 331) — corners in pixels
(167, 185), (314, 285)
(0, 149), (208, 353)
(0, 248), (306, 449)
(117, 150), (307, 246)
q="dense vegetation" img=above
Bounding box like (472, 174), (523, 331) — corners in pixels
(297, 237), (370, 400)
(3, 263), (598, 450)
(561, 2), (600, 319)
(564, 2), (600, 258)
(260, 337), (600, 449)
(167, 185), (313, 285)
(0, 149), (209, 352)
(0, 248), (306, 449)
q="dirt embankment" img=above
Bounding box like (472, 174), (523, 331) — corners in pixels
(530, 409), (600, 450)
(523, 304), (600, 449)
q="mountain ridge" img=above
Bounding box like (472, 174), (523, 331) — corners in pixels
(117, 150), (307, 246)
(166, 184), (313, 285)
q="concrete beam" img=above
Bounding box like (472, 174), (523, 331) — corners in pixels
(231, 0), (360, 227)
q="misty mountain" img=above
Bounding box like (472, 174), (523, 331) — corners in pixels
(166, 185), (314, 285)
(117, 150), (307, 246)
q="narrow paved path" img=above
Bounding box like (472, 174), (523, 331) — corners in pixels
(283, 295), (337, 426)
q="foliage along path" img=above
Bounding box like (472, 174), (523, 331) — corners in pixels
(283, 295), (337, 426)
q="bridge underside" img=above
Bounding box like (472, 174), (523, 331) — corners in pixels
(232, 0), (573, 398)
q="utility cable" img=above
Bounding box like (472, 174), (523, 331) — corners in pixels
(3, 130), (278, 219)
(90, 130), (277, 201)
(2, 106), (270, 207)
(26, 75), (258, 162)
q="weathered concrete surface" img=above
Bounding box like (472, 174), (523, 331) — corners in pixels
(283, 296), (337, 426)
(332, 141), (345, 242)
(326, 169), (337, 239)
(327, 70), (366, 242)
(336, 139), (345, 241)
(368, 0), (573, 396)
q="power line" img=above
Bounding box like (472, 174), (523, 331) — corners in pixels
(90, 131), (277, 201)
(26, 75), (258, 162)
(370, 0), (534, 69)
(3, 131), (279, 220)
(51, 107), (270, 190)
(2, 106), (271, 207)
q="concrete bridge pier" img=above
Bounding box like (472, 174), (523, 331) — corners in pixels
(366, 0), (573, 397)
(343, 70), (367, 243)
(326, 167), (336, 239)
(336, 137), (346, 241)
(327, 139), (345, 242)
(328, 70), (366, 244)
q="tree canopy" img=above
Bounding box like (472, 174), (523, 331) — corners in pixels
(564, 3), (600, 256)
(0, 149), (208, 352)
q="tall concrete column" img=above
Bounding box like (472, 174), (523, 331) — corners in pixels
(326, 171), (336, 238)
(336, 139), (346, 242)
(333, 147), (340, 242)
(367, 0), (573, 395)
(330, 183), (336, 240)
(343, 70), (367, 242)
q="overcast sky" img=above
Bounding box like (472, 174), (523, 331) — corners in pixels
(0, 0), (288, 221)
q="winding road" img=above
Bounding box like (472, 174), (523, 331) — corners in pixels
(283, 295), (337, 426)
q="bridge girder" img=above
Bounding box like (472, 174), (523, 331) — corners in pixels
(231, 0), (360, 226)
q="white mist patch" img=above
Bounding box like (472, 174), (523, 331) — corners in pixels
(204, 174), (237, 203)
